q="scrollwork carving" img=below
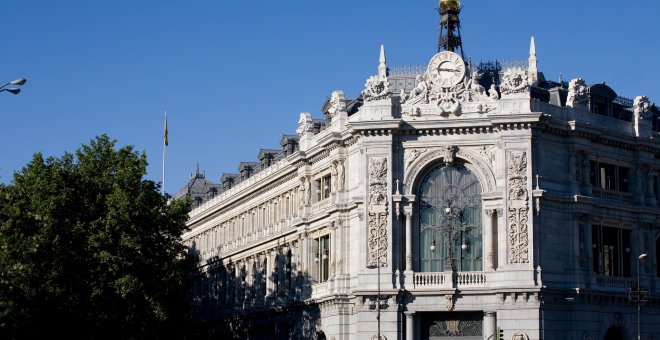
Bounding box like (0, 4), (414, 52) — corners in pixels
(507, 151), (529, 264)
(368, 158), (388, 267)
(500, 67), (530, 95)
(362, 75), (391, 102)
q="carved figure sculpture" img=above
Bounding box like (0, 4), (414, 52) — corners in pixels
(337, 160), (345, 191)
(331, 161), (338, 191)
(296, 112), (313, 136)
(327, 90), (347, 118)
(488, 84), (500, 100)
(466, 70), (485, 96)
(406, 74), (429, 104)
(634, 95), (651, 119)
(566, 78), (588, 107)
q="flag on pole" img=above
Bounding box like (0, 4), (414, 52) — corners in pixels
(164, 111), (169, 146)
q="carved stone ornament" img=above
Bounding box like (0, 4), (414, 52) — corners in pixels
(444, 294), (455, 311)
(507, 151), (530, 264)
(362, 75), (391, 102)
(499, 67), (530, 95)
(300, 176), (311, 206)
(441, 145), (457, 165)
(566, 78), (588, 107)
(511, 332), (530, 340)
(634, 95), (652, 119)
(400, 51), (499, 117)
(368, 158), (388, 268)
(296, 112), (313, 136)
(404, 148), (423, 172)
(327, 90), (347, 118)
(429, 319), (482, 337)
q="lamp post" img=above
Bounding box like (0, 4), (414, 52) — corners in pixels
(367, 241), (383, 340)
(0, 78), (27, 95)
(431, 199), (469, 272)
(633, 253), (648, 340)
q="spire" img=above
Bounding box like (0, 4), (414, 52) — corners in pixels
(528, 36), (539, 85)
(378, 44), (388, 78)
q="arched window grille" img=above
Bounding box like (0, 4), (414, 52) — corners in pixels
(418, 163), (483, 272)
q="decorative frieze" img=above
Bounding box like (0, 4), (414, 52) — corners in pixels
(368, 157), (388, 268)
(507, 151), (530, 264)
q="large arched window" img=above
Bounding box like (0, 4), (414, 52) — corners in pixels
(418, 163), (482, 272)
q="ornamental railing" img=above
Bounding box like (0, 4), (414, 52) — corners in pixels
(412, 271), (487, 288)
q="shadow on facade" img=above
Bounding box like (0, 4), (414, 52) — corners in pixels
(187, 244), (324, 339)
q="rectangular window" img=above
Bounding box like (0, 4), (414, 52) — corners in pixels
(591, 224), (631, 277)
(314, 174), (332, 202)
(311, 234), (330, 283)
(589, 160), (630, 192)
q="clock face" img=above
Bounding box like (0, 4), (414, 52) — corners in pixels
(428, 51), (466, 88)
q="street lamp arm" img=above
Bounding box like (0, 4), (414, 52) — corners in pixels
(0, 78), (27, 95)
(0, 88), (21, 95)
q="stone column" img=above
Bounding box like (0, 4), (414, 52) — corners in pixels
(485, 209), (495, 271)
(330, 222), (337, 279)
(483, 311), (496, 340)
(266, 250), (274, 296)
(405, 312), (414, 340)
(404, 206), (414, 272)
(496, 208), (505, 269)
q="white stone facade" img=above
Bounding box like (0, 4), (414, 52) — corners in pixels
(182, 40), (660, 340)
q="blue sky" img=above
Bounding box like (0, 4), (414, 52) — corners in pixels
(1, 1), (658, 194)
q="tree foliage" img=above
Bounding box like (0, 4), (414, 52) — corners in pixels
(0, 135), (194, 339)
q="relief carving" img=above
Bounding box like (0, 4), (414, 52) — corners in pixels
(362, 75), (391, 102)
(507, 151), (530, 264)
(500, 67), (530, 95)
(400, 51), (498, 117)
(441, 145), (457, 165)
(368, 158), (388, 267)
(404, 148), (422, 172)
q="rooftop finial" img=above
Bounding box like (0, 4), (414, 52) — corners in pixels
(528, 36), (539, 85)
(378, 44), (388, 78)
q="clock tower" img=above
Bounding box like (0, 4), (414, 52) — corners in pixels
(438, 0), (465, 58)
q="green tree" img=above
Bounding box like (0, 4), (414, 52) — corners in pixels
(0, 135), (194, 339)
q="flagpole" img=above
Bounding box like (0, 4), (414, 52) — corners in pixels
(162, 110), (168, 196)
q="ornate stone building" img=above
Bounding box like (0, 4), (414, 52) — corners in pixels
(180, 2), (660, 339)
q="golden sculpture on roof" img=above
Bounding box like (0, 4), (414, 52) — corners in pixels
(440, 0), (460, 11)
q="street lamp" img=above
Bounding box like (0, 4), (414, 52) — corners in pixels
(631, 253), (648, 340)
(430, 199), (469, 272)
(0, 78), (27, 95)
(367, 242), (384, 340)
